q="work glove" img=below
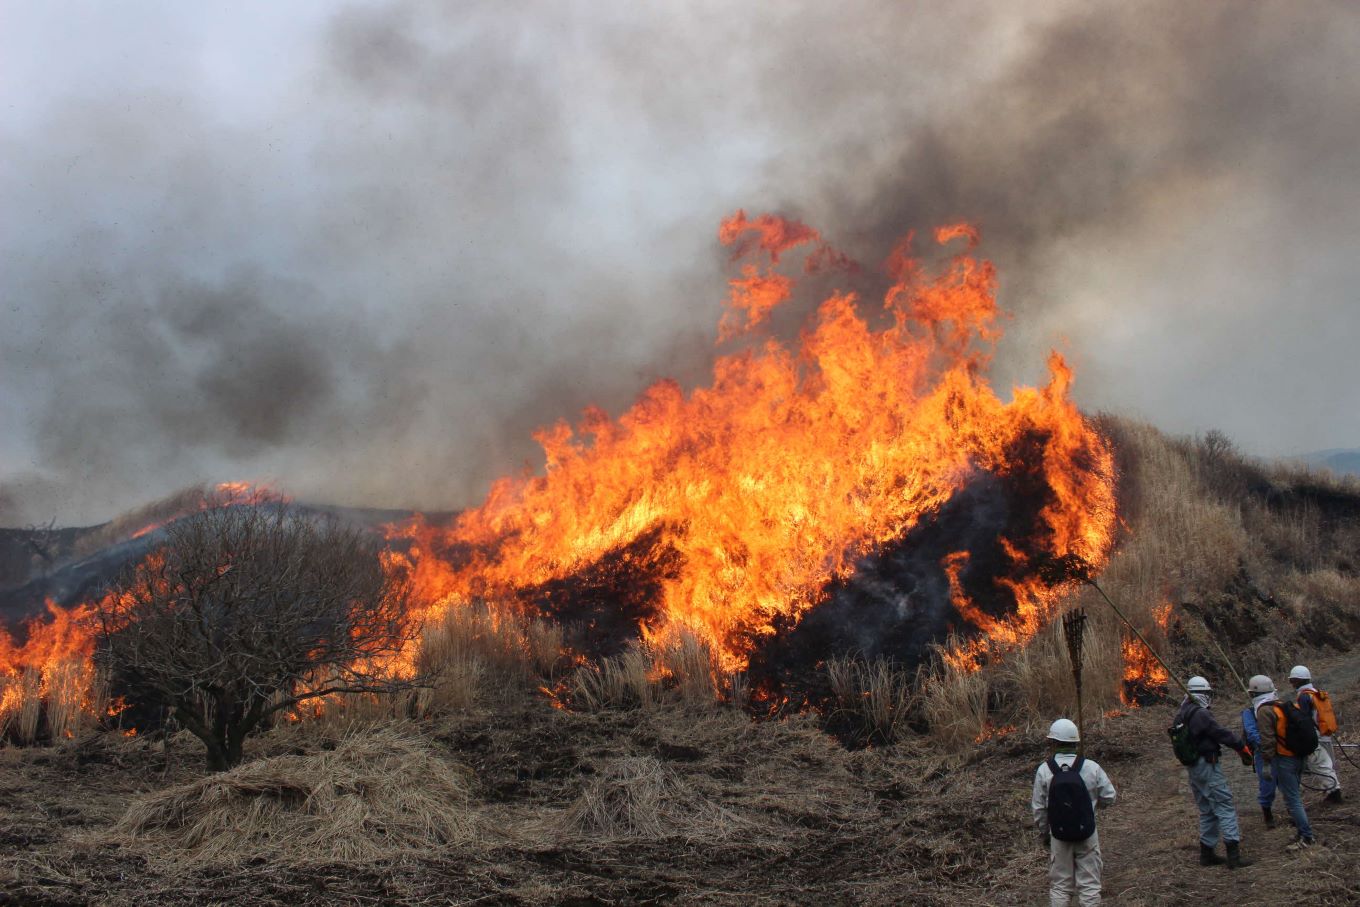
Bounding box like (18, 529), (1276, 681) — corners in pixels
(1239, 745), (1254, 766)
(1040, 830), (1051, 850)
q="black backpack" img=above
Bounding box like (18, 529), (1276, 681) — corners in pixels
(1271, 701), (1320, 758)
(1168, 706), (1201, 766)
(1047, 757), (1097, 842)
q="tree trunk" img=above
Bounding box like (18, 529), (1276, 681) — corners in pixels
(201, 734), (230, 771)
(223, 731), (245, 770)
(173, 693), (275, 770)
(172, 701), (233, 772)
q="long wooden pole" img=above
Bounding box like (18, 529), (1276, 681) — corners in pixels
(1198, 617), (1249, 694)
(1085, 580), (1191, 699)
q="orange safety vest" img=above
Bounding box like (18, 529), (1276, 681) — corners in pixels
(1270, 702), (1298, 758)
(1302, 688), (1339, 737)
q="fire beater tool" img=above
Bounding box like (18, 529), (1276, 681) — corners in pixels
(1038, 554), (1191, 700)
(1062, 608), (1088, 757)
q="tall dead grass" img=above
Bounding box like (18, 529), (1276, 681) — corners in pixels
(0, 661), (107, 745)
(412, 599), (566, 715)
(568, 627), (734, 711)
(825, 655), (918, 745)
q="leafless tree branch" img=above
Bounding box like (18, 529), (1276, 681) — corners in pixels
(95, 504), (423, 770)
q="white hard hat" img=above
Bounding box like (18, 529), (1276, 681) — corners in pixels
(1289, 665), (1311, 682)
(1248, 674), (1275, 695)
(1187, 676), (1213, 693)
(1047, 718), (1080, 743)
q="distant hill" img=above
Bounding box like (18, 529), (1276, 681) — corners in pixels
(1298, 448), (1360, 476)
(0, 494), (448, 631)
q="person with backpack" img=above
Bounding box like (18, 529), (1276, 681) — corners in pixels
(1289, 664), (1343, 804)
(1241, 675), (1279, 827)
(1032, 718), (1117, 906)
(1172, 676), (1255, 868)
(1256, 672), (1318, 849)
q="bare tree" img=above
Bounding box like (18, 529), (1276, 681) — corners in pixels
(96, 505), (419, 770)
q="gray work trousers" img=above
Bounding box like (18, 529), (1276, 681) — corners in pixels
(1187, 757), (1241, 847)
(1049, 829), (1102, 906)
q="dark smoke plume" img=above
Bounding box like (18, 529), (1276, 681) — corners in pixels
(2, 0), (1358, 526)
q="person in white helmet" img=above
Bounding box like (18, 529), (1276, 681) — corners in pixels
(1240, 674), (1279, 826)
(1288, 665), (1343, 804)
(1174, 676), (1254, 868)
(1255, 672), (1316, 849)
(1032, 718), (1117, 906)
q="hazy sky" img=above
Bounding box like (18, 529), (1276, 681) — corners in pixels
(3, 1), (1358, 526)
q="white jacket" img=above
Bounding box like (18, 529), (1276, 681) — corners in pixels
(1032, 753), (1117, 828)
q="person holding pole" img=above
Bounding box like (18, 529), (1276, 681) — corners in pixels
(1174, 676), (1255, 868)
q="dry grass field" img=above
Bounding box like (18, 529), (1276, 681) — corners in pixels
(1, 659), (1357, 906)
(3, 421), (1360, 905)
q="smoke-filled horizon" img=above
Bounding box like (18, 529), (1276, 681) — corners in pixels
(3, 0), (1358, 527)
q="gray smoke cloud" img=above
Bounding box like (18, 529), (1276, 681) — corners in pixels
(2, 0), (1358, 526)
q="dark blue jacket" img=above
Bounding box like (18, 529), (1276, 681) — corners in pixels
(1175, 698), (1246, 763)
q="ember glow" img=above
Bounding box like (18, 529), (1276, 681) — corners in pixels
(1121, 600), (1173, 701)
(386, 212), (1118, 671)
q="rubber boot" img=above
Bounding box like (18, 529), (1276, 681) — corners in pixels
(1225, 840), (1253, 869)
(1324, 789), (1343, 805)
(1262, 806), (1275, 828)
(1199, 843), (1224, 866)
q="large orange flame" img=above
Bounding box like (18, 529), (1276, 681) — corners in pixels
(2, 214), (1119, 733)
(0, 483), (277, 733)
(388, 213), (1117, 669)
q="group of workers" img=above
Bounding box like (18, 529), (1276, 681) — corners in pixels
(1030, 663), (1344, 906)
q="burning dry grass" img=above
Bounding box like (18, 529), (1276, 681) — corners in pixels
(824, 655), (919, 745)
(0, 660), (109, 745)
(7, 419), (1359, 770)
(110, 724), (477, 865)
(920, 649), (992, 749)
(413, 599), (566, 714)
(570, 647), (657, 711)
(557, 755), (740, 842)
(912, 417), (1360, 748)
(568, 628), (732, 712)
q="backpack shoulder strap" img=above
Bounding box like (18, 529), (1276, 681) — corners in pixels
(1071, 756), (1085, 773)
(1047, 756), (1061, 775)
